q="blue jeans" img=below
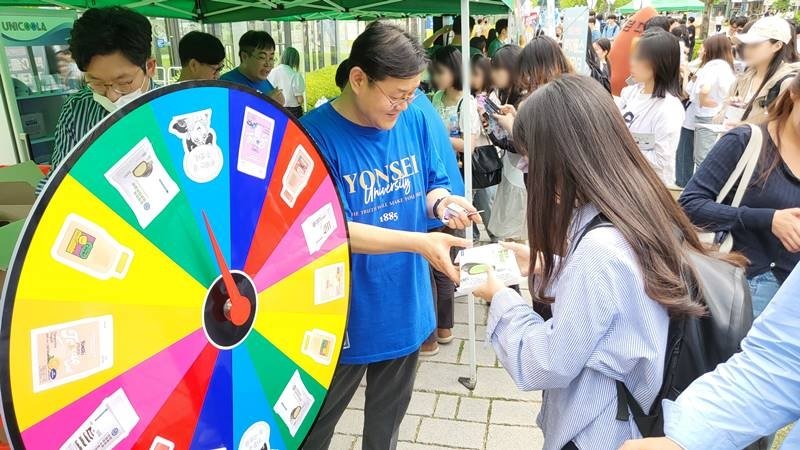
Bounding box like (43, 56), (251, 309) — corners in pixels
(747, 271), (781, 318)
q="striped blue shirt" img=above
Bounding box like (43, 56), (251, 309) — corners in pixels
(36, 82), (158, 194)
(486, 203), (670, 450)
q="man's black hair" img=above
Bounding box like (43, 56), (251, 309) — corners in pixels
(470, 36), (487, 53)
(644, 15), (672, 32)
(348, 21), (428, 81)
(179, 31), (225, 67)
(238, 30), (275, 59)
(688, 16), (696, 23)
(453, 15), (476, 35)
(589, 17), (597, 25)
(608, 14), (618, 21)
(431, 45), (464, 91)
(731, 16), (749, 28)
(69, 6), (151, 71)
(495, 18), (509, 35)
(335, 58), (351, 90)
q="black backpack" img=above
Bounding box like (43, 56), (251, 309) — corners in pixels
(575, 215), (758, 444)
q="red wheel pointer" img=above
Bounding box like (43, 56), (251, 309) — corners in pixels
(202, 211), (251, 326)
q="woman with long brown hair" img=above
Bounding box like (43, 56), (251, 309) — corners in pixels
(474, 75), (732, 449)
(675, 34), (736, 186)
(680, 73), (800, 317)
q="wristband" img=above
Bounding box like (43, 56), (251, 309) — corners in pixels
(432, 196), (449, 220)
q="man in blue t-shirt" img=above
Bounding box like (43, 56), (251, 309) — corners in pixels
(300, 22), (478, 450)
(219, 30), (285, 104)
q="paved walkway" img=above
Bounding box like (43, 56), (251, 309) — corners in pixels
(332, 293), (544, 450)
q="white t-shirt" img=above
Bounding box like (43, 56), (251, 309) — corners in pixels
(266, 64), (305, 107)
(619, 84), (685, 186)
(692, 59), (736, 119)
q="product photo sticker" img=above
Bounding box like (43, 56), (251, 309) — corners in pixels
(302, 329), (336, 366)
(301, 203), (337, 254)
(51, 213), (134, 281)
(238, 106), (275, 179)
(31, 315), (114, 393)
(238, 421), (271, 450)
(313, 263), (345, 305)
(281, 144), (315, 207)
(104, 137), (180, 228)
(168, 108), (224, 183)
(273, 370), (315, 436)
(149, 436), (175, 450)
(60, 388), (139, 450)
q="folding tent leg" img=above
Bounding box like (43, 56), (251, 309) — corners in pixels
(458, 293), (478, 390)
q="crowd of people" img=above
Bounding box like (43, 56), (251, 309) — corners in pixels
(37, 4), (800, 450)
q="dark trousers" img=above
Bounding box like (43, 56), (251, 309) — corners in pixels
(562, 442), (579, 450)
(675, 127), (695, 188)
(427, 227), (462, 329)
(286, 106), (304, 118)
(301, 351), (419, 450)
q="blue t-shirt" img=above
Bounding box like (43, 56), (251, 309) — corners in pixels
(300, 101), (451, 364)
(220, 67), (275, 93)
(413, 89), (465, 231)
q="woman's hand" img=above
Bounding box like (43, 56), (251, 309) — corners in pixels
(772, 208), (800, 253)
(500, 242), (533, 276)
(494, 104), (517, 134)
(437, 196), (482, 230)
(472, 267), (505, 302)
(618, 438), (683, 450)
(416, 232), (471, 283)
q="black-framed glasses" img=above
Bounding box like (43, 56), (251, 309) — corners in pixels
(85, 67), (146, 95)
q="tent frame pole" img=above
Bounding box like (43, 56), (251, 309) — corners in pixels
(457, 0), (478, 392)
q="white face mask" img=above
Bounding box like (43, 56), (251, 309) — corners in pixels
(92, 76), (148, 113)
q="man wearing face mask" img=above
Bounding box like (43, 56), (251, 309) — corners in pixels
(37, 6), (156, 194)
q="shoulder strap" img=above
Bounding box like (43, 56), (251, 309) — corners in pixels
(715, 124), (763, 206)
(571, 213), (613, 255)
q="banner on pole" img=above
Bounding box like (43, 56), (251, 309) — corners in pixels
(561, 7), (591, 77)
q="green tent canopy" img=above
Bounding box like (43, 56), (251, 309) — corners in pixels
(0, 0), (510, 23)
(618, 0), (704, 13)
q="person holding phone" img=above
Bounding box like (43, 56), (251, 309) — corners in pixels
(473, 75), (735, 450)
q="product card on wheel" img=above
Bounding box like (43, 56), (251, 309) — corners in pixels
(456, 244), (522, 295)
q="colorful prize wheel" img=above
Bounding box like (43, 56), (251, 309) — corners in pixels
(0, 81), (351, 450)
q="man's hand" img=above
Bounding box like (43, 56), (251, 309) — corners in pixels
(416, 232), (470, 283)
(437, 196), (481, 230)
(618, 438), (683, 450)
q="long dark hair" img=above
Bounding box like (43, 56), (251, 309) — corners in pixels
(431, 45), (463, 91)
(760, 73), (800, 183)
(595, 37), (612, 79)
(634, 29), (684, 99)
(518, 35), (573, 96)
(471, 53), (492, 94)
(701, 34), (734, 69)
(513, 75), (743, 317)
(491, 44), (522, 105)
(742, 33), (799, 119)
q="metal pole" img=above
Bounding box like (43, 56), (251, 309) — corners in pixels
(457, 0), (478, 392)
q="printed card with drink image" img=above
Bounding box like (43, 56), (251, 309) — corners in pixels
(302, 329), (336, 365)
(51, 214), (134, 281)
(238, 106), (275, 179)
(281, 144), (315, 208)
(60, 388), (139, 450)
(456, 244), (523, 295)
(104, 137), (180, 229)
(273, 370), (315, 436)
(313, 263), (345, 305)
(32, 315), (114, 392)
(149, 436), (175, 450)
(301, 203), (337, 254)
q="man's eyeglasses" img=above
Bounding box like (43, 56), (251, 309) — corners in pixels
(85, 67), (146, 95)
(204, 63), (224, 76)
(250, 52), (276, 65)
(369, 78), (420, 109)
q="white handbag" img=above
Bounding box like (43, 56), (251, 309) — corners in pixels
(699, 124), (763, 253)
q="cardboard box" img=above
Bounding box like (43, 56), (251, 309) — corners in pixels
(0, 161), (42, 281)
